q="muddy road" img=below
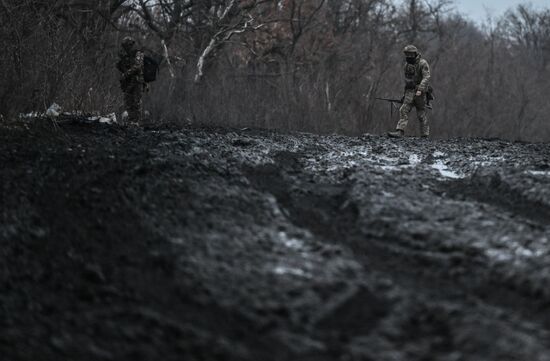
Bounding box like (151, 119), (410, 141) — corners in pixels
(2, 122), (550, 360)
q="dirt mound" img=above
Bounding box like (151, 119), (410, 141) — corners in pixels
(2, 122), (550, 360)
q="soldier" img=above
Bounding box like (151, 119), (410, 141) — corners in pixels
(117, 36), (145, 125)
(388, 45), (431, 138)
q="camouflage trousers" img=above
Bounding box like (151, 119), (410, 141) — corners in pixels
(396, 90), (429, 136)
(122, 81), (143, 124)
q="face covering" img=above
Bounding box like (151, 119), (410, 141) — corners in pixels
(406, 56), (416, 64)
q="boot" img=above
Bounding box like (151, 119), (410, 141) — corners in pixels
(420, 125), (430, 139)
(387, 129), (404, 138)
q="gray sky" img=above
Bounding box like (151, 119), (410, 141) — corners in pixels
(451, 0), (550, 23)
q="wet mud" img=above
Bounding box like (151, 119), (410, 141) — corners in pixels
(2, 122), (550, 360)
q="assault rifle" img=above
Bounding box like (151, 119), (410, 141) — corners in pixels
(375, 96), (432, 124)
(375, 97), (403, 104)
(375, 97), (433, 109)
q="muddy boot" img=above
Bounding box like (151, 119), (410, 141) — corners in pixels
(387, 129), (404, 138)
(420, 120), (430, 139)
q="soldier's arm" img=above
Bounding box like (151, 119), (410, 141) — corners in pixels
(116, 60), (123, 73)
(116, 50), (125, 73)
(123, 51), (144, 79)
(418, 60), (431, 92)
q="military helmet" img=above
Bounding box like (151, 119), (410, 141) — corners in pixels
(122, 36), (136, 49)
(403, 44), (419, 56)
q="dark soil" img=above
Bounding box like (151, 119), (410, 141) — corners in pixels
(2, 121), (550, 361)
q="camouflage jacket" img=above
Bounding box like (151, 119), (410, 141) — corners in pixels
(404, 55), (430, 93)
(117, 49), (144, 85)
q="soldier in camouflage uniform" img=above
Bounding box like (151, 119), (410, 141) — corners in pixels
(117, 36), (145, 125)
(388, 45), (431, 138)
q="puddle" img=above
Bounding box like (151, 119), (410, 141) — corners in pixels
(431, 160), (463, 179)
(526, 170), (550, 177)
(272, 265), (309, 277)
(408, 153), (421, 166)
(277, 231), (305, 250)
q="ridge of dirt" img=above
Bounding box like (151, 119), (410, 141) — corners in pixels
(2, 122), (550, 361)
(446, 168), (550, 226)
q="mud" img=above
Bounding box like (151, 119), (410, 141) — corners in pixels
(2, 122), (550, 361)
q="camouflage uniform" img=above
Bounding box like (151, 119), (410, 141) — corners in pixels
(117, 37), (144, 125)
(390, 45), (431, 137)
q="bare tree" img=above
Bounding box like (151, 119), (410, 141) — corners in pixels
(2, 0), (550, 141)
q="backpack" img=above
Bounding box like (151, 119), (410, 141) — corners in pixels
(426, 85), (435, 105)
(143, 55), (160, 83)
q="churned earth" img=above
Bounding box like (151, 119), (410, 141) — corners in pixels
(2, 121), (550, 361)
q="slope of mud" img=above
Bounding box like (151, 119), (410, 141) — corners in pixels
(2, 122), (550, 361)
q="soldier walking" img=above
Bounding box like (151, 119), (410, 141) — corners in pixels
(388, 45), (431, 138)
(117, 36), (145, 125)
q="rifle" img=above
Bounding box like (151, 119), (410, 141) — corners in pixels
(375, 96), (432, 124)
(375, 97), (403, 104)
(375, 97), (401, 122)
(375, 97), (433, 109)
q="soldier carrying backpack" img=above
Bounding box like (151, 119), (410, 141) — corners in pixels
(116, 36), (160, 125)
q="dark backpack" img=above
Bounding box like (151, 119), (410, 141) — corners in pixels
(143, 55), (160, 83)
(426, 85), (435, 105)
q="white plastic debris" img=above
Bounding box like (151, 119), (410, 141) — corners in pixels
(84, 113), (118, 125)
(18, 106), (118, 126)
(19, 111), (40, 120)
(46, 103), (62, 118)
(98, 113), (117, 125)
(431, 160), (463, 179)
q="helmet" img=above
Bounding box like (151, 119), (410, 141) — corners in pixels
(122, 36), (136, 51)
(403, 44), (419, 56)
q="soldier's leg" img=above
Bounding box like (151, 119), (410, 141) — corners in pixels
(123, 88), (132, 124)
(127, 83), (143, 124)
(396, 91), (415, 132)
(415, 94), (429, 137)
